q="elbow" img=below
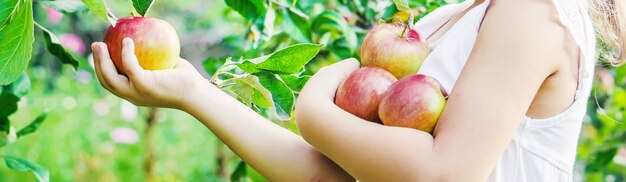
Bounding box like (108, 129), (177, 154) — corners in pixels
(304, 147), (355, 182)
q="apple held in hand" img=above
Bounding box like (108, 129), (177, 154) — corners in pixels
(379, 74), (447, 133)
(360, 23), (429, 79)
(103, 17), (180, 74)
(335, 67), (398, 122)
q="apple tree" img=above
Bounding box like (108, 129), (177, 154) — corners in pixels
(0, 0), (84, 180)
(2, 0), (624, 181)
(217, 0), (450, 180)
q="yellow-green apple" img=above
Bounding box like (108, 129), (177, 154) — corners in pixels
(335, 66), (398, 122)
(378, 74), (447, 133)
(103, 17), (180, 74)
(360, 23), (429, 79)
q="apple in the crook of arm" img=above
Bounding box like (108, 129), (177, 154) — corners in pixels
(360, 23), (429, 79)
(335, 66), (398, 123)
(378, 74), (447, 133)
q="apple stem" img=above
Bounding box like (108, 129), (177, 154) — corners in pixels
(400, 23), (409, 39)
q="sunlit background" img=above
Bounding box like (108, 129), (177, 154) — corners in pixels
(1, 0), (625, 181)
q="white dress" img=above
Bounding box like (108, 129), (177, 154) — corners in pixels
(413, 0), (596, 181)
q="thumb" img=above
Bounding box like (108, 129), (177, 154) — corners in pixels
(319, 58), (360, 84)
(306, 58), (360, 99)
(121, 38), (145, 83)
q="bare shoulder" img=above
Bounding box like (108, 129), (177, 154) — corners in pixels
(474, 0), (571, 72)
(481, 0), (581, 118)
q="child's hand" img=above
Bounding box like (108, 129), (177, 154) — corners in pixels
(91, 38), (208, 109)
(298, 58), (361, 102)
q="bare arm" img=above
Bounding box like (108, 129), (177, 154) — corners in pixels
(182, 81), (353, 181)
(91, 39), (353, 181)
(295, 0), (566, 181)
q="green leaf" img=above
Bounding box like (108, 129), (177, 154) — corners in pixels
(131, 0), (154, 17)
(238, 61), (262, 74)
(392, 0), (411, 11)
(81, 0), (116, 25)
(0, 0), (33, 85)
(17, 111), (47, 137)
(310, 11), (356, 54)
(0, 125), (16, 146)
(0, 117), (9, 135)
(0, 0), (18, 28)
(202, 57), (228, 75)
(223, 75), (274, 108)
(585, 147), (618, 173)
(257, 72), (294, 120)
(257, 44), (322, 74)
(0, 92), (20, 118)
(279, 7), (311, 43)
(225, 0), (266, 20)
(279, 74), (311, 92)
(311, 11), (344, 35)
(4, 156), (50, 182)
(330, 37), (355, 59)
(237, 55), (270, 74)
(252, 90), (273, 108)
(35, 22), (79, 69)
(41, 0), (87, 14)
(2, 72), (30, 97)
(230, 161), (247, 182)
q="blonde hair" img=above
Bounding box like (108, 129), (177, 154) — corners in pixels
(590, 0), (626, 66)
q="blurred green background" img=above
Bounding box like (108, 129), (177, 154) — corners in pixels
(1, 0), (625, 181)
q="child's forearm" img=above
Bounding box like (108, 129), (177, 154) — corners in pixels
(180, 80), (353, 181)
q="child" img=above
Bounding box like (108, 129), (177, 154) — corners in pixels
(90, 0), (625, 181)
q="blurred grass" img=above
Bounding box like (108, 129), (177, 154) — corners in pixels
(1, 0), (258, 180)
(0, 66), (231, 181)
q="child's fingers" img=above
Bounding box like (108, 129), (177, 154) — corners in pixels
(328, 58), (360, 76)
(121, 38), (159, 97)
(94, 42), (133, 96)
(121, 38), (146, 84)
(92, 43), (113, 92)
(305, 58), (360, 99)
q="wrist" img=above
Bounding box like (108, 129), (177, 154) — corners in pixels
(177, 77), (217, 112)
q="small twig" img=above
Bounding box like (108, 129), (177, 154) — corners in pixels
(144, 108), (159, 179)
(210, 63), (238, 85)
(215, 141), (230, 178)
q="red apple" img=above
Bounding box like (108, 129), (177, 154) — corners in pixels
(378, 74), (447, 133)
(360, 23), (429, 79)
(103, 17), (180, 74)
(335, 66), (398, 122)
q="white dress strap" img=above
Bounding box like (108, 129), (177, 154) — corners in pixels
(550, 0), (596, 99)
(412, 0), (597, 181)
(415, 0), (491, 93)
(413, 1), (472, 40)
